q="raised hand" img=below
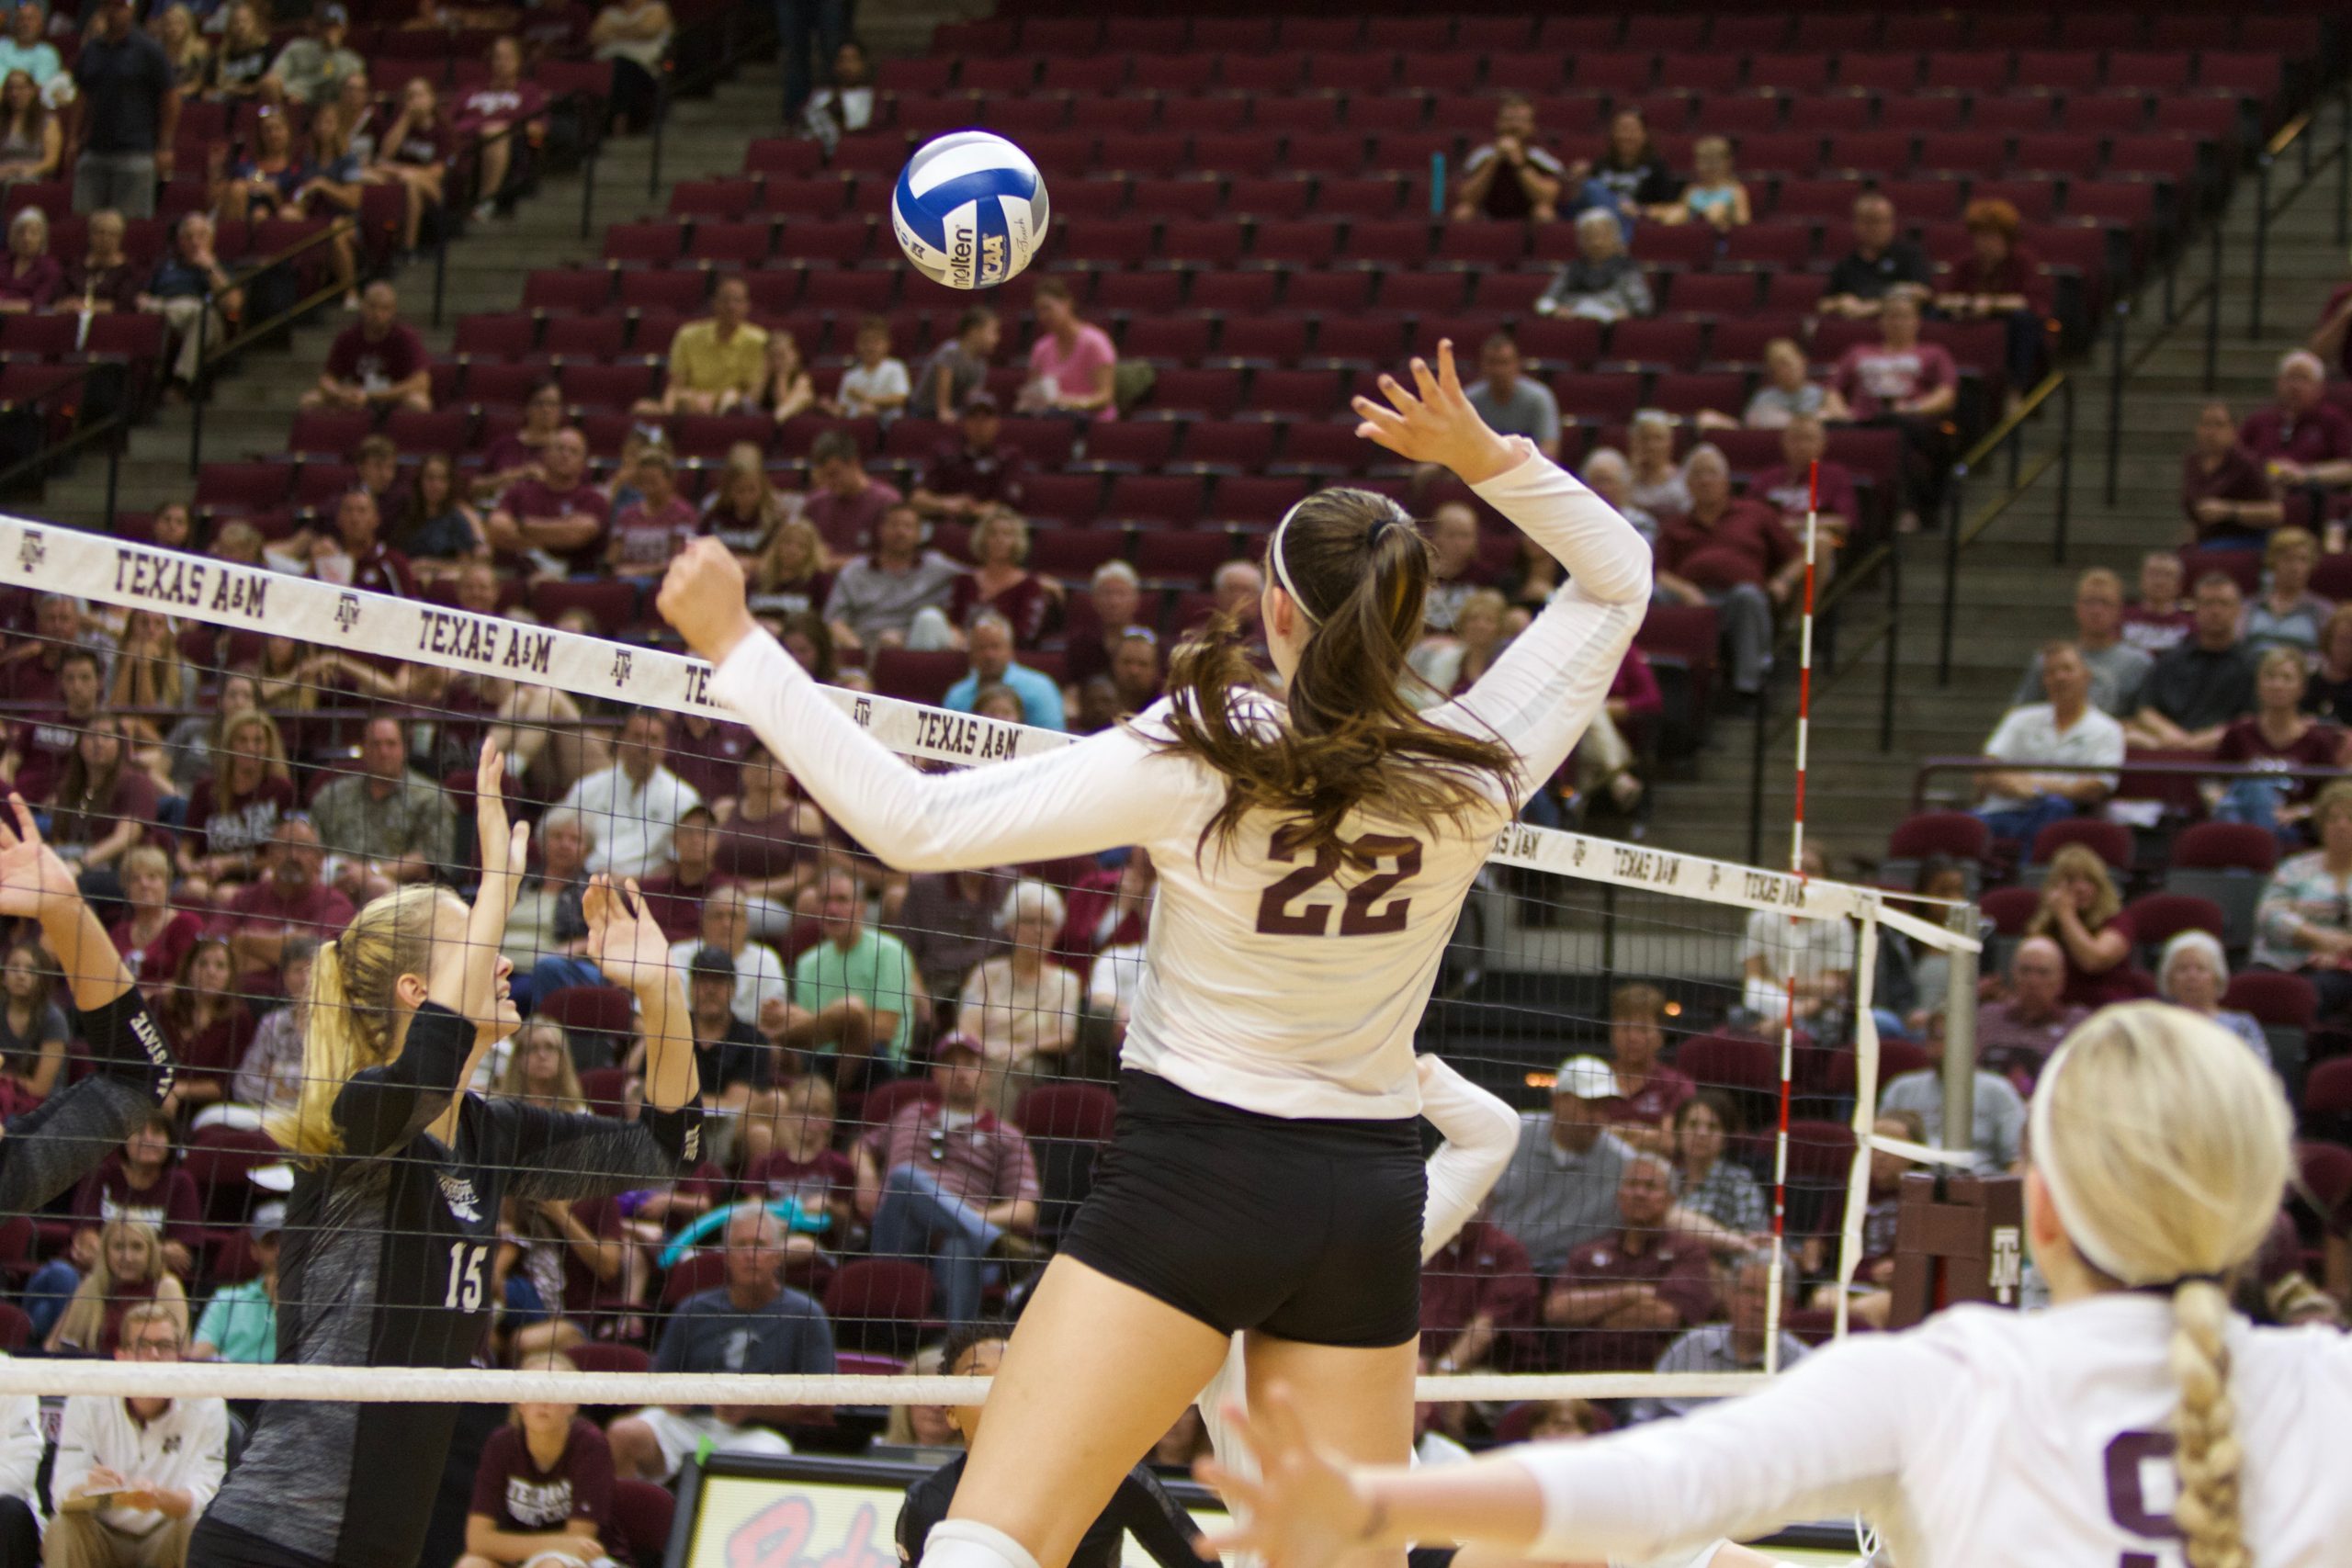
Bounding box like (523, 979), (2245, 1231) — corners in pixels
(0, 794), (82, 919)
(656, 536), (758, 667)
(1193, 1386), (1376, 1568)
(473, 735), (530, 918)
(582, 874), (673, 997)
(1350, 340), (1524, 486)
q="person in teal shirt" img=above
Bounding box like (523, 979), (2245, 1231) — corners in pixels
(789, 868), (920, 1090)
(190, 1202), (281, 1364)
(943, 611), (1065, 730)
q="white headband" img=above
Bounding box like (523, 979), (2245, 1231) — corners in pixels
(1268, 498), (1319, 626)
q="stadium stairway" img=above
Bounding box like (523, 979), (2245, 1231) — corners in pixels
(1657, 89), (2352, 873)
(31, 58), (801, 535)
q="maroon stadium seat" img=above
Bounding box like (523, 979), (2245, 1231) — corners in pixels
(1885, 811), (1992, 863)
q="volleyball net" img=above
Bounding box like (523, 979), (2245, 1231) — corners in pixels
(0, 518), (1977, 1435)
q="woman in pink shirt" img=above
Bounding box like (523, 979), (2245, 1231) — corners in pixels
(1020, 277), (1117, 422)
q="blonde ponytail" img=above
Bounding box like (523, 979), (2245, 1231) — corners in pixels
(2169, 1278), (2252, 1568)
(266, 884), (453, 1162)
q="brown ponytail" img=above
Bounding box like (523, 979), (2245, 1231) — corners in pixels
(1154, 488), (1521, 862)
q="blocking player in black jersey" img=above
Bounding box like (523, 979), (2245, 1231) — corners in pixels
(187, 741), (706, 1568)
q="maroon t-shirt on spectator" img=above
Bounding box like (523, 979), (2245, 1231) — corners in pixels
(9, 710), (85, 805)
(1749, 461), (1860, 531)
(497, 478), (611, 575)
(64, 257), (141, 314)
(324, 321), (427, 391)
(1941, 247), (2051, 318)
(948, 572), (1058, 647)
(214, 879), (357, 950)
(2057, 910), (2141, 1009)
(558, 1192), (630, 1319)
(2181, 446), (2280, 536)
(51, 768), (164, 856)
(1419, 1219), (1539, 1346)
(861, 1101), (1039, 1211)
(1608, 1065), (1695, 1130)
(633, 865), (727, 942)
(388, 118), (452, 169)
(608, 497), (699, 572)
(710, 801), (821, 889)
(70, 1163), (201, 1251)
(480, 432), (548, 480)
(1553, 1229), (1717, 1371)
(455, 80), (551, 133)
(920, 442), (1029, 509)
(665, 716), (751, 808)
(1832, 342), (1957, 421)
(2121, 605), (2194, 655)
(2240, 403), (2352, 468)
(1056, 865), (1146, 968)
(803, 479), (903, 556)
(0, 651), (60, 708)
(161, 1000), (257, 1098)
(2216, 716), (2344, 803)
(1656, 502), (1799, 593)
(185, 773), (298, 864)
(0, 255), (62, 310)
(110, 909), (201, 990)
(469, 1418), (624, 1564)
(347, 540), (419, 600)
(741, 1147), (854, 1218)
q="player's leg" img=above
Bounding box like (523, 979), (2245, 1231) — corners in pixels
(1238, 1335), (1418, 1568)
(933, 1257), (1233, 1568)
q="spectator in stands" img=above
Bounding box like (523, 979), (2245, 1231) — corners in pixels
(1577, 107), (1677, 220)
(603, 447), (696, 581)
(1532, 209), (1651, 325)
(913, 390), (1027, 518)
(67, 1111), (197, 1279)
(633, 803), (719, 942)
(2125, 571), (2258, 751)
(1633, 1247), (1806, 1422)
(662, 946), (775, 1166)
(1106, 629), (1162, 717)
(1543, 1154), (1713, 1371)
(749, 328), (815, 424)
(792, 866), (920, 1089)
(1600, 983), (1692, 1151)
(227, 938), (311, 1120)
(2184, 400), (2284, 547)
(1974, 937), (2086, 1089)
(1743, 337), (1849, 429)
(2255, 779), (2352, 1018)
(189, 1202), (280, 1363)
(1748, 413), (1858, 547)
(1881, 1010), (2023, 1173)
(47, 1217), (188, 1355)
(802, 37), (872, 152)
(824, 501), (959, 654)
(2242, 349), (2352, 497)
(1936, 197), (2050, 394)
(207, 1), (272, 102)
(72, 0), (177, 220)
(663, 707), (752, 819)
(915, 306), (1001, 422)
(1485, 1055), (1638, 1276)
(485, 426), (609, 577)
(1667, 1090), (1765, 1239)
(956, 877), (1081, 1111)
(1568, 448), (1656, 552)
(0, 73), (58, 184)
(150, 7), (208, 95)
(375, 77), (452, 254)
(216, 814), (352, 988)
(47, 1302), (228, 1564)
(555, 708), (700, 881)
(1415, 502), (1486, 635)
(1820, 192), (1932, 319)
(1623, 411), (1689, 515)
(2155, 931), (2273, 1066)
(47, 714), (160, 887)
(1973, 640), (2125, 844)
(0, 940), (62, 1103)
(715, 743), (829, 939)
(1, 642), (102, 802)
(668, 885), (789, 1035)
(944, 610), (1064, 730)
(1739, 840), (1854, 1030)
(175, 709), (292, 901)
(1458, 333), (1562, 459)
(607, 1208), (832, 1483)
(2012, 569), (2150, 717)
(110, 844), (197, 996)
(309, 716), (456, 901)
(0, 205), (58, 312)
(831, 313), (910, 422)
(216, 104), (306, 220)
(2029, 843), (2136, 1008)
(300, 281), (431, 413)
(746, 520), (833, 630)
(269, 3), (363, 106)
(390, 452), (487, 578)
(2215, 647), (2345, 836)
(1654, 444), (1800, 701)
(2124, 551), (2193, 654)
(62, 209), (140, 315)
(1832, 294), (1956, 531)
(589, 0), (671, 134)
(2245, 526), (2335, 658)
(480, 380), (565, 491)
(1063, 560), (1147, 687)
(456, 1356), (621, 1568)
(311, 490), (419, 601)
(140, 213), (234, 394)
(457, 37), (548, 221)
(1662, 134), (1748, 231)
(498, 806), (594, 1000)
(0, 6), (59, 88)
(888, 866), (1006, 1017)
(803, 427), (902, 554)
(854, 1031), (1041, 1323)
(299, 104), (366, 306)
(1018, 277), (1115, 421)
(639, 275), (766, 417)
(949, 507), (1060, 648)
(1451, 94), (1565, 223)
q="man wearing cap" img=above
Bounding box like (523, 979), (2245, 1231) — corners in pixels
(48, 1303), (230, 1568)
(683, 945), (779, 1172)
(267, 6), (365, 107)
(910, 393), (1030, 519)
(189, 1205), (282, 1365)
(853, 1032), (1041, 1323)
(1482, 1055), (1638, 1277)
(1542, 1154), (1716, 1371)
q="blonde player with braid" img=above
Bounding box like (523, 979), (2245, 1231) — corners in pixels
(1203, 1002), (2352, 1568)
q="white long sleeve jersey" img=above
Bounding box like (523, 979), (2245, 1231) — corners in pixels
(710, 445), (1649, 1120)
(50, 1393), (230, 1538)
(1514, 1294), (2352, 1567)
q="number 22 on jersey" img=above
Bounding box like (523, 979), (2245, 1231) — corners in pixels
(442, 1241), (490, 1313)
(1253, 827), (1423, 937)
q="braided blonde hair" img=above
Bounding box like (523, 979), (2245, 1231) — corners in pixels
(2029, 1003), (2291, 1568)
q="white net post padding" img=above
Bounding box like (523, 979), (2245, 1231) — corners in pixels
(0, 519), (1980, 1405)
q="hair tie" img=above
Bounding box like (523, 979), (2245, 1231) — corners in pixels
(2131, 1273), (2227, 1298)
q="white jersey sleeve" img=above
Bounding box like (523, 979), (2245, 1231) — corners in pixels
(1418, 1055), (1521, 1258)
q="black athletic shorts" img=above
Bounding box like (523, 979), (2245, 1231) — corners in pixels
(187, 1519), (331, 1568)
(1058, 1069), (1425, 1348)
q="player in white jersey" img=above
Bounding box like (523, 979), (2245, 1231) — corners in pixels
(657, 342), (1650, 1568)
(1199, 1002), (2344, 1568)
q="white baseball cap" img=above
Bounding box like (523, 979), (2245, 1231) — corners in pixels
(1553, 1055), (1620, 1100)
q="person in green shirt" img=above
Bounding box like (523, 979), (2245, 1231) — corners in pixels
(189, 1203), (280, 1364)
(786, 868), (922, 1092)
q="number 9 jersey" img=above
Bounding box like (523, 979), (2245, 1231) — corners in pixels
(710, 443), (1650, 1122)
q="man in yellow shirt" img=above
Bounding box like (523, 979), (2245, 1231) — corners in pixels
(639, 276), (768, 415)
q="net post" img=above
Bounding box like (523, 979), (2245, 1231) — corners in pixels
(1833, 904), (1884, 1342)
(1941, 900), (1980, 1162)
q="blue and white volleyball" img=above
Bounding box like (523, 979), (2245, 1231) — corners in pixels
(891, 131), (1050, 290)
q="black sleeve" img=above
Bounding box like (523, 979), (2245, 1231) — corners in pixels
(1825, 254), (1871, 297)
(72, 988), (175, 1100)
(1637, 162), (1682, 206)
(1105, 1467), (1202, 1568)
(493, 1099), (707, 1202)
(1894, 242), (1934, 286)
(0, 1075), (161, 1216)
(331, 1001), (470, 1158)
(896, 1467), (955, 1564)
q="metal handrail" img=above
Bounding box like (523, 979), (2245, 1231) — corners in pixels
(2247, 79), (2352, 338)
(186, 215), (363, 473)
(1932, 373), (2077, 685)
(1911, 755), (2348, 812)
(0, 354), (142, 522)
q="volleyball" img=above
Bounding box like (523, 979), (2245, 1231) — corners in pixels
(890, 130), (1051, 290)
